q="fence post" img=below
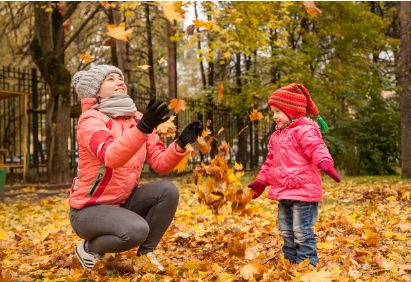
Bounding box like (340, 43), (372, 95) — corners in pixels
(31, 68), (39, 167)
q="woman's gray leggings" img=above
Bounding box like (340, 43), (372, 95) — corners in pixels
(69, 180), (179, 254)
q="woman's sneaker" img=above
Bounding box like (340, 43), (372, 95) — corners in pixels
(75, 240), (104, 269)
(138, 251), (165, 272)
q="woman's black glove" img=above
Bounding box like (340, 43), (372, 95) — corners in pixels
(137, 98), (170, 134)
(177, 120), (203, 148)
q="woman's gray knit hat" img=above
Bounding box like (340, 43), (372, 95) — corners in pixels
(71, 65), (124, 99)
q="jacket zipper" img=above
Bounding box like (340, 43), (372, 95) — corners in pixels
(89, 173), (103, 196)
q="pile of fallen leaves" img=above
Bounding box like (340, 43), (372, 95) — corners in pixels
(1, 175), (411, 281)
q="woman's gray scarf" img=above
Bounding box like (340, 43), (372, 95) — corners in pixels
(91, 94), (137, 117)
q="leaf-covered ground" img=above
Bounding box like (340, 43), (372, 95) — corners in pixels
(1, 174), (411, 281)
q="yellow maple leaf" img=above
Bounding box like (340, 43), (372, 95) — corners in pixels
(234, 162), (243, 171)
(159, 1), (184, 23)
(158, 57), (166, 64)
(249, 109), (264, 121)
(168, 98), (186, 113)
(202, 127), (212, 137)
(193, 19), (217, 30)
(174, 152), (190, 173)
(302, 1), (322, 17)
(156, 116), (177, 138)
(138, 65), (151, 70)
(79, 51), (94, 62)
(300, 269), (333, 282)
(107, 22), (133, 42)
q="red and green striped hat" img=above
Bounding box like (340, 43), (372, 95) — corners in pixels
(268, 83), (319, 120)
(268, 83), (329, 133)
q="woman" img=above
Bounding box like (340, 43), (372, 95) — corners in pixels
(69, 65), (202, 271)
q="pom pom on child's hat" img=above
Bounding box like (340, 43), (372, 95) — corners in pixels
(268, 83), (329, 133)
(71, 65), (124, 100)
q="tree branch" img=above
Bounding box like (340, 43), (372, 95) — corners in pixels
(56, 3), (102, 60)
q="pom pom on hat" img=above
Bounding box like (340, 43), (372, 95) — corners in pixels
(268, 83), (329, 133)
(72, 65), (124, 100)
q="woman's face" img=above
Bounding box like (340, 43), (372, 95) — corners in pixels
(270, 105), (290, 129)
(96, 72), (127, 99)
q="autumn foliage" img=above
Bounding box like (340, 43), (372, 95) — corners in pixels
(1, 177), (411, 281)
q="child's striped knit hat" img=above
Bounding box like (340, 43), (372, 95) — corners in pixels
(268, 83), (328, 132)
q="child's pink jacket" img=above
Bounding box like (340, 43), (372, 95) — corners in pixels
(69, 98), (186, 209)
(256, 117), (334, 202)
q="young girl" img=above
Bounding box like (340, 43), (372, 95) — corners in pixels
(69, 65), (202, 271)
(248, 83), (341, 266)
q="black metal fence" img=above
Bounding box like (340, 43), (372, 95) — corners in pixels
(0, 67), (273, 184)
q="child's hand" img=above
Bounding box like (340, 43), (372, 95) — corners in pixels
(247, 181), (266, 199)
(319, 160), (341, 183)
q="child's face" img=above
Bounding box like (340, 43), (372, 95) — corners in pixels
(97, 72), (127, 99)
(270, 105), (290, 129)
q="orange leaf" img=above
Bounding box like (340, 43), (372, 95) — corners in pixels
(62, 19), (70, 32)
(107, 22), (133, 42)
(102, 38), (116, 47)
(201, 127), (212, 138)
(168, 98), (186, 113)
(302, 1), (322, 17)
(175, 153), (190, 173)
(218, 141), (230, 158)
(197, 136), (214, 155)
(79, 51), (94, 62)
(249, 109), (264, 122)
(238, 125), (248, 136)
(193, 19), (217, 30)
(216, 127), (224, 136)
(217, 83), (224, 102)
(100, 1), (110, 9)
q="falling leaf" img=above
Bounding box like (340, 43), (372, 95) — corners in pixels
(168, 98), (186, 113)
(138, 65), (151, 70)
(158, 57), (166, 64)
(156, 116), (177, 138)
(193, 19), (217, 30)
(107, 22), (133, 42)
(100, 1), (110, 9)
(79, 51), (94, 62)
(216, 127), (224, 136)
(84, 3), (91, 15)
(302, 1), (322, 17)
(62, 19), (70, 32)
(186, 24), (195, 36)
(238, 125), (249, 136)
(234, 162), (243, 171)
(218, 141), (229, 158)
(197, 136), (213, 155)
(57, 1), (67, 16)
(217, 83), (224, 102)
(102, 38), (116, 47)
(201, 127), (212, 137)
(175, 153), (190, 173)
(159, 1), (184, 23)
(249, 109), (264, 122)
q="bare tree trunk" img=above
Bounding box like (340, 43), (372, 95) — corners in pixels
(146, 4), (157, 98)
(113, 5), (130, 85)
(30, 2), (71, 184)
(399, 2), (411, 178)
(167, 21), (177, 100)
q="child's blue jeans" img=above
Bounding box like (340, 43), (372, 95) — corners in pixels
(277, 200), (319, 266)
